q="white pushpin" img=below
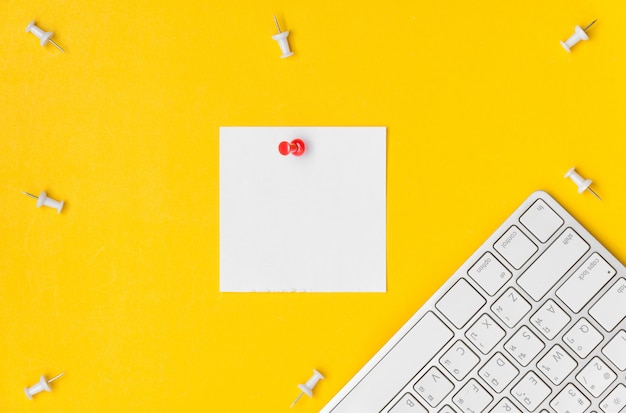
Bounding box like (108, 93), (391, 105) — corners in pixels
(26, 21), (64, 53)
(560, 20), (597, 52)
(564, 167), (601, 200)
(272, 16), (294, 58)
(24, 373), (64, 399)
(22, 191), (65, 213)
(290, 369), (324, 408)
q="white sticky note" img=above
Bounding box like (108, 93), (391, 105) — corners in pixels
(220, 126), (386, 292)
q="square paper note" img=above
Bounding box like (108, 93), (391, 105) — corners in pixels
(220, 127), (386, 292)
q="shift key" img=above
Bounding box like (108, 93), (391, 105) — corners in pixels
(518, 228), (589, 301)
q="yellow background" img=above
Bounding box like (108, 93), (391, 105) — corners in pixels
(2, 0), (626, 411)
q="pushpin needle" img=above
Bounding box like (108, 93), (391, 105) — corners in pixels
(290, 392), (304, 408)
(22, 191), (38, 199)
(583, 19), (598, 32)
(274, 15), (282, 33)
(587, 187), (601, 200)
(48, 39), (64, 53)
(47, 373), (64, 383)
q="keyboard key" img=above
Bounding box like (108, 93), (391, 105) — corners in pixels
(511, 372), (551, 412)
(438, 405), (456, 413)
(505, 326), (545, 367)
(468, 252), (512, 296)
(530, 299), (570, 340)
(389, 393), (427, 413)
(466, 314), (506, 355)
(478, 353), (519, 393)
(494, 226), (538, 270)
(600, 384), (626, 413)
(436, 279), (486, 329)
(519, 199), (564, 243)
(549, 383), (590, 413)
(602, 330), (626, 371)
(556, 252), (616, 313)
(490, 398), (522, 413)
(589, 277), (626, 332)
(563, 318), (603, 358)
(537, 345), (577, 385)
(453, 379), (493, 413)
(491, 288), (531, 328)
(576, 357), (617, 397)
(439, 340), (480, 381)
(517, 228), (589, 301)
(414, 366), (454, 407)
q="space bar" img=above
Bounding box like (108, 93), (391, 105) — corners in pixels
(329, 312), (453, 412)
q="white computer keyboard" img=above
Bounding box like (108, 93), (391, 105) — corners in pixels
(321, 191), (626, 413)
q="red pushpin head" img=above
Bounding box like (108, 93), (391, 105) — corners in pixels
(278, 138), (305, 156)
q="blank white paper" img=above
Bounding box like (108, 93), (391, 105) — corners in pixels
(220, 127), (386, 292)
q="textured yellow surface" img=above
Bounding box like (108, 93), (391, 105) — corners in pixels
(2, 1), (626, 412)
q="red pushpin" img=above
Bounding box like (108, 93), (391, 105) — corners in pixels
(278, 138), (305, 156)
